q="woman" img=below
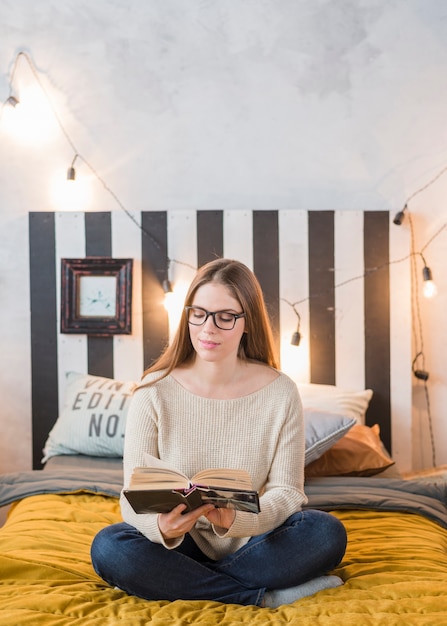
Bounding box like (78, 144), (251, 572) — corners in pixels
(91, 258), (347, 607)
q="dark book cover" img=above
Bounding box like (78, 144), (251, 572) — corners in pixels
(123, 485), (260, 515)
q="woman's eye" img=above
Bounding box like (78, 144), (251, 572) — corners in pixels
(192, 309), (206, 320)
(216, 313), (233, 323)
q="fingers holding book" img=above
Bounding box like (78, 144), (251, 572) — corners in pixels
(158, 503), (215, 540)
(204, 506), (236, 529)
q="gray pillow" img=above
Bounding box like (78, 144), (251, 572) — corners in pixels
(304, 408), (356, 465)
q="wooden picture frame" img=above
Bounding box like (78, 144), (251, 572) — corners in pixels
(61, 257), (132, 336)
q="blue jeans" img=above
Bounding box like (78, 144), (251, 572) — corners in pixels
(91, 509), (347, 606)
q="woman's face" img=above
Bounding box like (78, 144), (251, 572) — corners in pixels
(188, 282), (245, 364)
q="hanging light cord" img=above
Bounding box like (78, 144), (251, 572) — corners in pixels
(283, 213), (438, 467)
(423, 378), (436, 467)
(6, 51), (78, 155)
(0, 50), (195, 278)
(406, 212), (436, 467)
(407, 164), (447, 205)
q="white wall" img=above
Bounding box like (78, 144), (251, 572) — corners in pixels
(1, 0), (446, 473)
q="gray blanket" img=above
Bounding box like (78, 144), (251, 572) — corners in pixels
(303, 476), (447, 529)
(1, 469), (447, 529)
(0, 468), (123, 506)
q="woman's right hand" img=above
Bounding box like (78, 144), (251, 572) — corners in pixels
(158, 503), (215, 540)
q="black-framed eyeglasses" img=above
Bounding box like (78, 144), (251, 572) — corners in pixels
(185, 306), (245, 330)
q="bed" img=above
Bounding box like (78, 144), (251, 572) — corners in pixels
(2, 373), (447, 625)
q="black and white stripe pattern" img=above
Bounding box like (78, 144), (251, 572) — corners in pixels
(29, 210), (411, 470)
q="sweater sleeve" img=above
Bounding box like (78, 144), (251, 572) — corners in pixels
(119, 380), (184, 549)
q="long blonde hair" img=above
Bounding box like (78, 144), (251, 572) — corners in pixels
(141, 258), (279, 383)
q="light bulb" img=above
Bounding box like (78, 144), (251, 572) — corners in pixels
(291, 330), (301, 346)
(50, 168), (92, 211)
(423, 279), (438, 298)
(162, 279), (173, 294)
(2, 84), (58, 145)
(6, 95), (19, 107)
(67, 155), (78, 180)
(163, 291), (175, 311)
(393, 210), (405, 225)
(422, 266), (437, 298)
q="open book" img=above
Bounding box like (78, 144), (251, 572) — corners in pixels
(123, 454), (260, 514)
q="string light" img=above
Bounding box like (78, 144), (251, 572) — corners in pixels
(393, 204), (407, 225)
(6, 95), (19, 107)
(3, 50), (445, 300)
(1, 62), (59, 145)
(411, 351), (435, 466)
(49, 165), (92, 211)
(0, 56), (21, 125)
(412, 352), (429, 381)
(391, 177), (447, 469)
(162, 278), (173, 293)
(67, 154), (78, 181)
(290, 330), (301, 346)
(162, 276), (174, 309)
(0, 51), (445, 465)
(422, 264), (437, 299)
(0, 50), (198, 292)
(280, 218), (440, 466)
(290, 304), (302, 346)
(393, 161), (447, 227)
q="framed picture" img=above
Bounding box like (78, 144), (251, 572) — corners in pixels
(61, 257), (133, 336)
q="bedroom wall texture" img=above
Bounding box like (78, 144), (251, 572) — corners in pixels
(1, 1), (447, 475)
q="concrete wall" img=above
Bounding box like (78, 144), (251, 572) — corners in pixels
(1, 0), (446, 473)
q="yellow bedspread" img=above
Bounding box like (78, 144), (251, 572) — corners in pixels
(1, 492), (447, 625)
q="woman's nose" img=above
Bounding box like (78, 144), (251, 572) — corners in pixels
(203, 314), (217, 330)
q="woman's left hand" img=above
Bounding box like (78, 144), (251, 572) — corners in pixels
(205, 507), (236, 529)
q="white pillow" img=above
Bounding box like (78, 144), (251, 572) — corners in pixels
(298, 383), (373, 425)
(42, 372), (137, 462)
(304, 409), (356, 465)
(42, 374), (358, 467)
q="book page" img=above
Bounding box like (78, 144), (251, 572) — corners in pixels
(143, 453), (188, 477)
(128, 467), (189, 490)
(132, 454), (254, 491)
(127, 454), (190, 490)
(191, 468), (253, 490)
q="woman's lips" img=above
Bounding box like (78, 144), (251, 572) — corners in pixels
(199, 339), (219, 349)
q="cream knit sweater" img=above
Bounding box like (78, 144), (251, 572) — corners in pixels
(120, 370), (307, 560)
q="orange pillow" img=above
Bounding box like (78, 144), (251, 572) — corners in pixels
(305, 424), (395, 478)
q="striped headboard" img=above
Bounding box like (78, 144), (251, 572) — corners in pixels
(29, 210), (411, 471)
